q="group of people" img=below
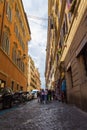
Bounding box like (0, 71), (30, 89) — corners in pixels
(37, 77), (67, 104)
(37, 89), (55, 104)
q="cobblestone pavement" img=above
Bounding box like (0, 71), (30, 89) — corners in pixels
(0, 100), (87, 130)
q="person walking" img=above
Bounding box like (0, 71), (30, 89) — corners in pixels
(44, 89), (48, 104)
(48, 89), (51, 102)
(41, 89), (45, 104)
(37, 91), (41, 103)
(61, 78), (67, 103)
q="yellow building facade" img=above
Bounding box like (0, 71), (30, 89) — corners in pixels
(61, 0), (87, 111)
(45, 0), (66, 89)
(35, 68), (41, 90)
(0, 0), (31, 91)
(28, 55), (41, 91)
(46, 0), (87, 111)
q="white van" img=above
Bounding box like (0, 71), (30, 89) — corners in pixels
(31, 89), (39, 98)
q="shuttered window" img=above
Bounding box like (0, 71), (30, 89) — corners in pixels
(2, 32), (10, 55)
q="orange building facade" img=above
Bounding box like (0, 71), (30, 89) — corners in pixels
(0, 0), (31, 91)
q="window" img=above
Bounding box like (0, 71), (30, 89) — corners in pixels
(12, 43), (17, 64)
(0, 80), (6, 88)
(22, 62), (25, 72)
(68, 12), (72, 23)
(23, 28), (25, 36)
(6, 2), (12, 22)
(22, 41), (25, 51)
(60, 29), (64, 46)
(14, 23), (18, 38)
(65, 14), (68, 34)
(17, 50), (21, 67)
(20, 86), (23, 91)
(11, 81), (14, 91)
(69, 0), (77, 14)
(81, 43), (87, 76)
(15, 3), (20, 18)
(50, 16), (54, 29)
(17, 84), (19, 90)
(12, 47), (16, 63)
(63, 22), (66, 36)
(2, 32), (10, 55)
(62, 14), (68, 39)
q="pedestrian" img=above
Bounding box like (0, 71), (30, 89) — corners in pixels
(48, 89), (51, 102)
(57, 79), (62, 101)
(52, 90), (55, 100)
(41, 89), (45, 104)
(61, 78), (67, 103)
(37, 91), (41, 103)
(44, 89), (48, 104)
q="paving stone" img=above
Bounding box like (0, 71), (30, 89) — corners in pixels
(0, 100), (87, 130)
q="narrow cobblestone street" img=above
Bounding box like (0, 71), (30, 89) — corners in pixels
(0, 100), (87, 130)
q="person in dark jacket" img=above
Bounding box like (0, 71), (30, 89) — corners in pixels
(61, 78), (67, 103)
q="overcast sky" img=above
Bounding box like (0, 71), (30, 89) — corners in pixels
(22, 0), (48, 88)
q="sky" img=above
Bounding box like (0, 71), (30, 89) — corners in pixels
(22, 0), (48, 88)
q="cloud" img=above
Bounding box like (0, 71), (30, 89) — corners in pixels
(22, 0), (48, 89)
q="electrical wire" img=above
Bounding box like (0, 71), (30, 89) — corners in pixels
(29, 19), (48, 28)
(27, 14), (48, 21)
